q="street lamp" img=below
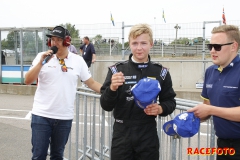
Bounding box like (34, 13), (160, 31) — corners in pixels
(154, 17), (156, 54)
(174, 24), (181, 55)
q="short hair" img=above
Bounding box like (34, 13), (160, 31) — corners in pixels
(212, 25), (240, 50)
(84, 36), (89, 41)
(128, 24), (153, 44)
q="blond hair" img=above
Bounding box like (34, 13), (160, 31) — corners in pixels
(212, 25), (240, 50)
(128, 24), (153, 44)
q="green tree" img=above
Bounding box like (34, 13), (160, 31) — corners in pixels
(94, 34), (102, 40)
(23, 32), (43, 54)
(1, 39), (8, 50)
(124, 41), (129, 48)
(1, 31), (19, 50)
(59, 23), (80, 48)
(170, 37), (210, 46)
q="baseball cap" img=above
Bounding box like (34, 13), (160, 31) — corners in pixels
(46, 26), (67, 39)
(131, 78), (161, 109)
(163, 112), (200, 138)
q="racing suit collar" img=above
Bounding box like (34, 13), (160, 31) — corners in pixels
(129, 54), (151, 69)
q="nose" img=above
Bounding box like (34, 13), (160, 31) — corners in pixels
(209, 46), (216, 52)
(51, 40), (56, 46)
(136, 43), (142, 49)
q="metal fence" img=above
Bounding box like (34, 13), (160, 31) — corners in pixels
(63, 87), (217, 160)
(2, 20), (240, 66)
(75, 20), (240, 57)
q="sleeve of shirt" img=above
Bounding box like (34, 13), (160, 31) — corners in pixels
(158, 71), (177, 117)
(29, 52), (42, 70)
(100, 69), (118, 111)
(79, 57), (91, 81)
(201, 69), (209, 100)
(91, 44), (96, 54)
(72, 45), (78, 54)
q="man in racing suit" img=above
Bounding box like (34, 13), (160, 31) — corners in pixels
(100, 23), (176, 160)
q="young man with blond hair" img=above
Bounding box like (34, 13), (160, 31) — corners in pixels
(100, 23), (176, 159)
(189, 25), (240, 160)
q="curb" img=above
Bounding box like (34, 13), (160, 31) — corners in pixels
(0, 84), (37, 95)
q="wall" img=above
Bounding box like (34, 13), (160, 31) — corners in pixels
(1, 54), (213, 101)
(91, 54), (213, 89)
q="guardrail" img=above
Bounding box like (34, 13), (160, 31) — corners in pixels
(63, 87), (216, 160)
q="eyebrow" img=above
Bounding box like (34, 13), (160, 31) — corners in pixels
(51, 37), (62, 40)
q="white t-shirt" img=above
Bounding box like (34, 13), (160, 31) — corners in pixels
(30, 52), (91, 120)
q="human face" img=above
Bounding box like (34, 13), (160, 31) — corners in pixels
(209, 33), (235, 68)
(129, 33), (153, 63)
(51, 36), (64, 49)
(83, 38), (89, 45)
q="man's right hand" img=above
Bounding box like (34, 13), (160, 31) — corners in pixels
(40, 50), (54, 64)
(110, 72), (125, 91)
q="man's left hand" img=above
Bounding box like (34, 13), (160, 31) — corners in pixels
(144, 104), (162, 116)
(92, 59), (96, 63)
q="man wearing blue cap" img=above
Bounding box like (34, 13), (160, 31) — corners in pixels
(188, 25), (240, 160)
(100, 23), (176, 160)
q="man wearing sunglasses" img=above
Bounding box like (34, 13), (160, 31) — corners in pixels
(25, 26), (102, 160)
(188, 25), (240, 160)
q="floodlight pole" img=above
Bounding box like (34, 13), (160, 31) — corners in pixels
(19, 29), (24, 84)
(110, 25), (112, 56)
(202, 21), (221, 76)
(122, 22), (133, 60)
(154, 17), (156, 54)
(174, 24), (181, 55)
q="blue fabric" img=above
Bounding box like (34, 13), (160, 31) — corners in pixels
(81, 43), (96, 61)
(131, 78), (161, 109)
(31, 114), (72, 160)
(163, 112), (200, 138)
(201, 55), (240, 138)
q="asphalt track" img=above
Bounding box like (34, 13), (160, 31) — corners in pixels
(0, 94), (76, 160)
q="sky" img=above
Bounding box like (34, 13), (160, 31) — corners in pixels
(0, 0), (238, 27)
(0, 0), (239, 40)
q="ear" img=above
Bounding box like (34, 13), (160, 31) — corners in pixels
(232, 41), (239, 52)
(150, 41), (153, 48)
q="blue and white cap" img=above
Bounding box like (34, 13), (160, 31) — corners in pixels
(131, 78), (161, 109)
(163, 112), (200, 138)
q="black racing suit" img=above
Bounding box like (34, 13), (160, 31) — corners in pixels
(100, 54), (176, 160)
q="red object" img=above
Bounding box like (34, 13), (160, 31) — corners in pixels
(222, 8), (226, 25)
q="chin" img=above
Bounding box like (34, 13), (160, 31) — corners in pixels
(212, 60), (220, 66)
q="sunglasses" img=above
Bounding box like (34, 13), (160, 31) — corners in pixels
(59, 59), (67, 72)
(207, 42), (233, 51)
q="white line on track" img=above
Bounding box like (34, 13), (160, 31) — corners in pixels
(0, 116), (29, 120)
(0, 109), (29, 112)
(25, 111), (32, 119)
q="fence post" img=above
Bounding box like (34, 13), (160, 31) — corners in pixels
(121, 22), (125, 60)
(75, 94), (80, 159)
(91, 97), (96, 159)
(100, 108), (106, 160)
(157, 116), (162, 160)
(209, 116), (215, 160)
(171, 136), (178, 160)
(83, 95), (88, 159)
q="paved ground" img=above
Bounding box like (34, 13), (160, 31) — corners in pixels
(0, 93), (105, 160)
(0, 94), (33, 160)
